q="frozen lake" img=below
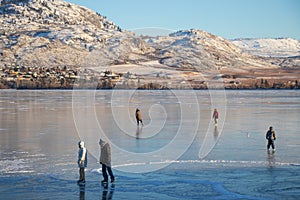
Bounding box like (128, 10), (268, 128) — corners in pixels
(0, 90), (299, 199)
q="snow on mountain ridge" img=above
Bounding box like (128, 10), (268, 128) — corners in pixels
(232, 38), (300, 57)
(146, 29), (274, 71)
(0, 0), (154, 68)
(1, 0), (120, 30)
(0, 0), (295, 72)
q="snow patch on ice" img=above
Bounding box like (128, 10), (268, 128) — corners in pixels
(110, 159), (300, 170)
(0, 159), (33, 174)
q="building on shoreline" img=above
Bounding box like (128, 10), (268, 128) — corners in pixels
(1, 65), (299, 90)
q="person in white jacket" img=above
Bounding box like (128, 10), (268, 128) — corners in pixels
(77, 141), (87, 184)
(99, 139), (115, 183)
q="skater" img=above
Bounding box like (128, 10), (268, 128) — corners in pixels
(266, 126), (276, 151)
(212, 108), (219, 125)
(135, 108), (144, 126)
(77, 141), (87, 184)
(99, 139), (115, 183)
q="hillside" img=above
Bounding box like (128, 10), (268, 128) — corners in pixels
(148, 30), (277, 71)
(232, 38), (300, 57)
(0, 0), (152, 68)
(232, 38), (300, 70)
(0, 0), (299, 89)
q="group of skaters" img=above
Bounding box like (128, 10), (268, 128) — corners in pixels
(77, 108), (277, 184)
(76, 108), (143, 184)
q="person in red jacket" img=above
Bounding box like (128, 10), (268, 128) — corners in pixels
(212, 108), (219, 125)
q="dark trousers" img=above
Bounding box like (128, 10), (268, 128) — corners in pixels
(267, 139), (275, 150)
(102, 164), (114, 181)
(79, 167), (85, 181)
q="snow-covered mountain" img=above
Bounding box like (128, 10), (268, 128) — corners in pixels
(0, 0), (152, 68)
(0, 0), (298, 73)
(232, 38), (300, 58)
(147, 29), (275, 72)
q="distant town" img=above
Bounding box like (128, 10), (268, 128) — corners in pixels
(0, 65), (121, 89)
(1, 65), (299, 90)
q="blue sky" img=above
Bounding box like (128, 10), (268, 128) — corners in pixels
(66, 0), (300, 39)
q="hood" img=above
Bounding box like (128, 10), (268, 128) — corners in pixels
(99, 139), (106, 146)
(78, 141), (85, 148)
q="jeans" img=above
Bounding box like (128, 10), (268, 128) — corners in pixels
(102, 164), (114, 181)
(79, 167), (85, 181)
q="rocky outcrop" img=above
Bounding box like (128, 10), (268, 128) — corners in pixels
(0, 0), (153, 68)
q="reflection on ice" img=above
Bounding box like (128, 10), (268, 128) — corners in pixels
(267, 150), (276, 168)
(213, 126), (219, 141)
(78, 184), (85, 200)
(0, 90), (300, 199)
(100, 182), (114, 200)
(135, 126), (142, 139)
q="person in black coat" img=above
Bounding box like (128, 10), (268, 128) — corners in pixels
(266, 126), (276, 151)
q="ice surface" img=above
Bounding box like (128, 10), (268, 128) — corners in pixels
(0, 90), (299, 199)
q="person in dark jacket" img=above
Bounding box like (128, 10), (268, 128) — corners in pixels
(99, 139), (115, 183)
(266, 126), (276, 151)
(77, 141), (87, 184)
(135, 108), (144, 126)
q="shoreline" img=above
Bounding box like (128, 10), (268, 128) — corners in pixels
(1, 65), (299, 90)
(1, 79), (299, 90)
(2, 86), (300, 90)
